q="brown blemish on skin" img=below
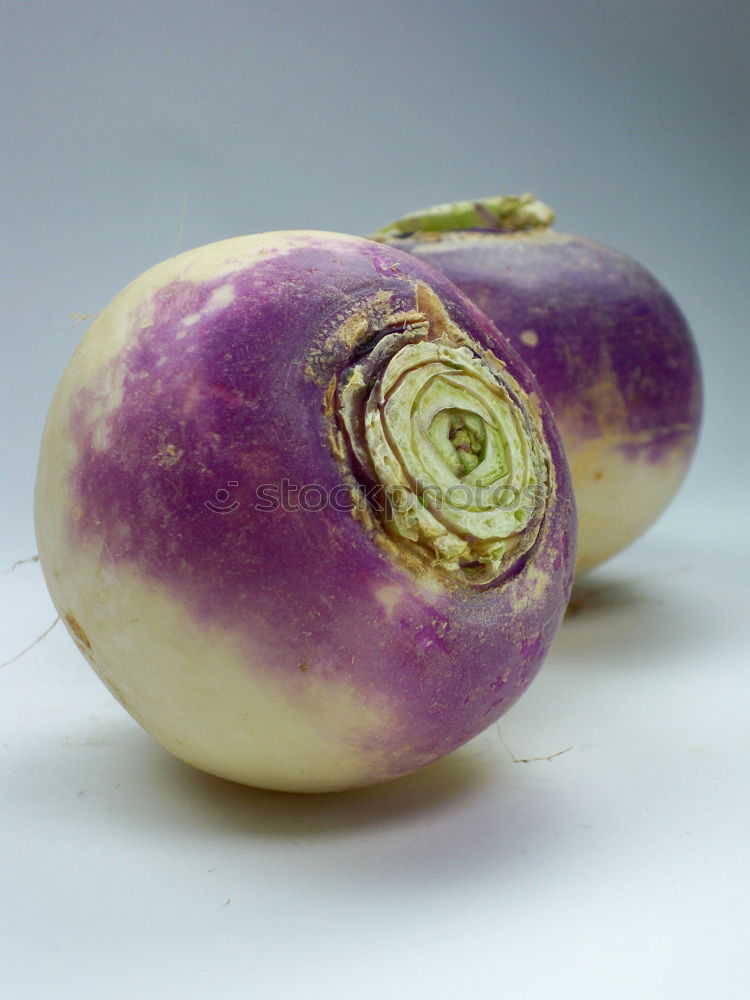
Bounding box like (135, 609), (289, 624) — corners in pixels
(523, 390), (544, 427)
(65, 613), (92, 651)
(322, 377), (347, 461)
(322, 311), (370, 357)
(432, 618), (449, 639)
(153, 443), (184, 468)
(414, 283), (452, 339)
(306, 287), (441, 387)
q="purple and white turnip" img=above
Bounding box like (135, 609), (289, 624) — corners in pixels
(35, 231), (575, 792)
(372, 195), (702, 575)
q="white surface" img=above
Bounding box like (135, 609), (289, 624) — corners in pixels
(2, 501), (749, 1000)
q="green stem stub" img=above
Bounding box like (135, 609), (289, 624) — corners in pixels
(337, 331), (549, 586)
(371, 193), (555, 240)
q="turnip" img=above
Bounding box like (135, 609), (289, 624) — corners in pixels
(35, 231), (575, 792)
(372, 195), (702, 575)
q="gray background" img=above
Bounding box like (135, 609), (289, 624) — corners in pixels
(2, 0), (748, 554)
(3, 4), (750, 998)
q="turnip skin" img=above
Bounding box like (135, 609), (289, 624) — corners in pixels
(34, 231), (575, 792)
(372, 200), (702, 575)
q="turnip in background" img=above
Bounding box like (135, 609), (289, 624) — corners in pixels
(35, 231), (575, 792)
(372, 196), (702, 575)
